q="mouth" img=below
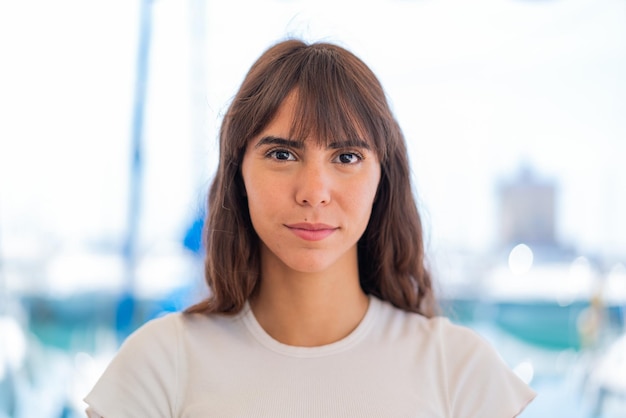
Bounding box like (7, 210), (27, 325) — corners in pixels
(285, 223), (338, 241)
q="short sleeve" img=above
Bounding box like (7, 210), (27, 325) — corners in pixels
(438, 319), (536, 417)
(84, 314), (182, 418)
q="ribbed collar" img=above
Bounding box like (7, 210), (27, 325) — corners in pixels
(239, 295), (381, 358)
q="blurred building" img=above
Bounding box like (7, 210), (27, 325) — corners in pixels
(497, 164), (557, 249)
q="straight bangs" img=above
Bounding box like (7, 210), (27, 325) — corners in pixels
(227, 41), (393, 161)
(286, 46), (391, 161)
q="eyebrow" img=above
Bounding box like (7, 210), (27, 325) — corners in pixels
(255, 136), (304, 149)
(255, 135), (372, 150)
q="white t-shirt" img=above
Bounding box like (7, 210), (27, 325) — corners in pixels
(84, 296), (535, 417)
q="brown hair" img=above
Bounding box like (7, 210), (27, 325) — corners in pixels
(185, 39), (436, 317)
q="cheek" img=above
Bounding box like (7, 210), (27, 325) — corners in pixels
(346, 174), (380, 218)
(244, 180), (263, 216)
(244, 175), (283, 219)
(360, 168), (381, 204)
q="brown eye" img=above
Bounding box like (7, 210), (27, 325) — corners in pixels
(335, 153), (362, 164)
(267, 149), (295, 161)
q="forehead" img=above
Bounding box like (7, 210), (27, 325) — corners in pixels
(250, 90), (376, 151)
(260, 92), (298, 135)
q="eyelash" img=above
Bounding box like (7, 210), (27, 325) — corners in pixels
(266, 149), (296, 161)
(335, 151), (364, 164)
(265, 148), (364, 164)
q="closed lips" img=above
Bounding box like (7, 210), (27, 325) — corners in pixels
(285, 223), (338, 241)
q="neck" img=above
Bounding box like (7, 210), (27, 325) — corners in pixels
(249, 249), (369, 347)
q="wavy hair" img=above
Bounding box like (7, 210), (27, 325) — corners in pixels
(185, 39), (436, 317)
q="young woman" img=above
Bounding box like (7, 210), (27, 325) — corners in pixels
(85, 39), (536, 417)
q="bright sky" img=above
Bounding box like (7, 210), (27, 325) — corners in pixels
(1, 0), (625, 261)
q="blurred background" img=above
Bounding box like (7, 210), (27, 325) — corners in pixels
(0, 0), (625, 416)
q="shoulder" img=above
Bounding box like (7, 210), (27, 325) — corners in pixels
(125, 310), (241, 344)
(111, 312), (191, 365)
(373, 297), (472, 343)
(84, 313), (183, 417)
(374, 297), (499, 348)
(113, 311), (244, 371)
(84, 311), (228, 418)
(125, 311), (183, 344)
(373, 298), (536, 417)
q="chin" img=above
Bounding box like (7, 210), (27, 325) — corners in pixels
(286, 261), (336, 275)
(281, 254), (342, 275)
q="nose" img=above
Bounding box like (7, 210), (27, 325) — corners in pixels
(295, 161), (331, 207)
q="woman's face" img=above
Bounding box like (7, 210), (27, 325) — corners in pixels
(241, 93), (381, 275)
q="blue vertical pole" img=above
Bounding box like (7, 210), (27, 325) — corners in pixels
(117, 0), (153, 341)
